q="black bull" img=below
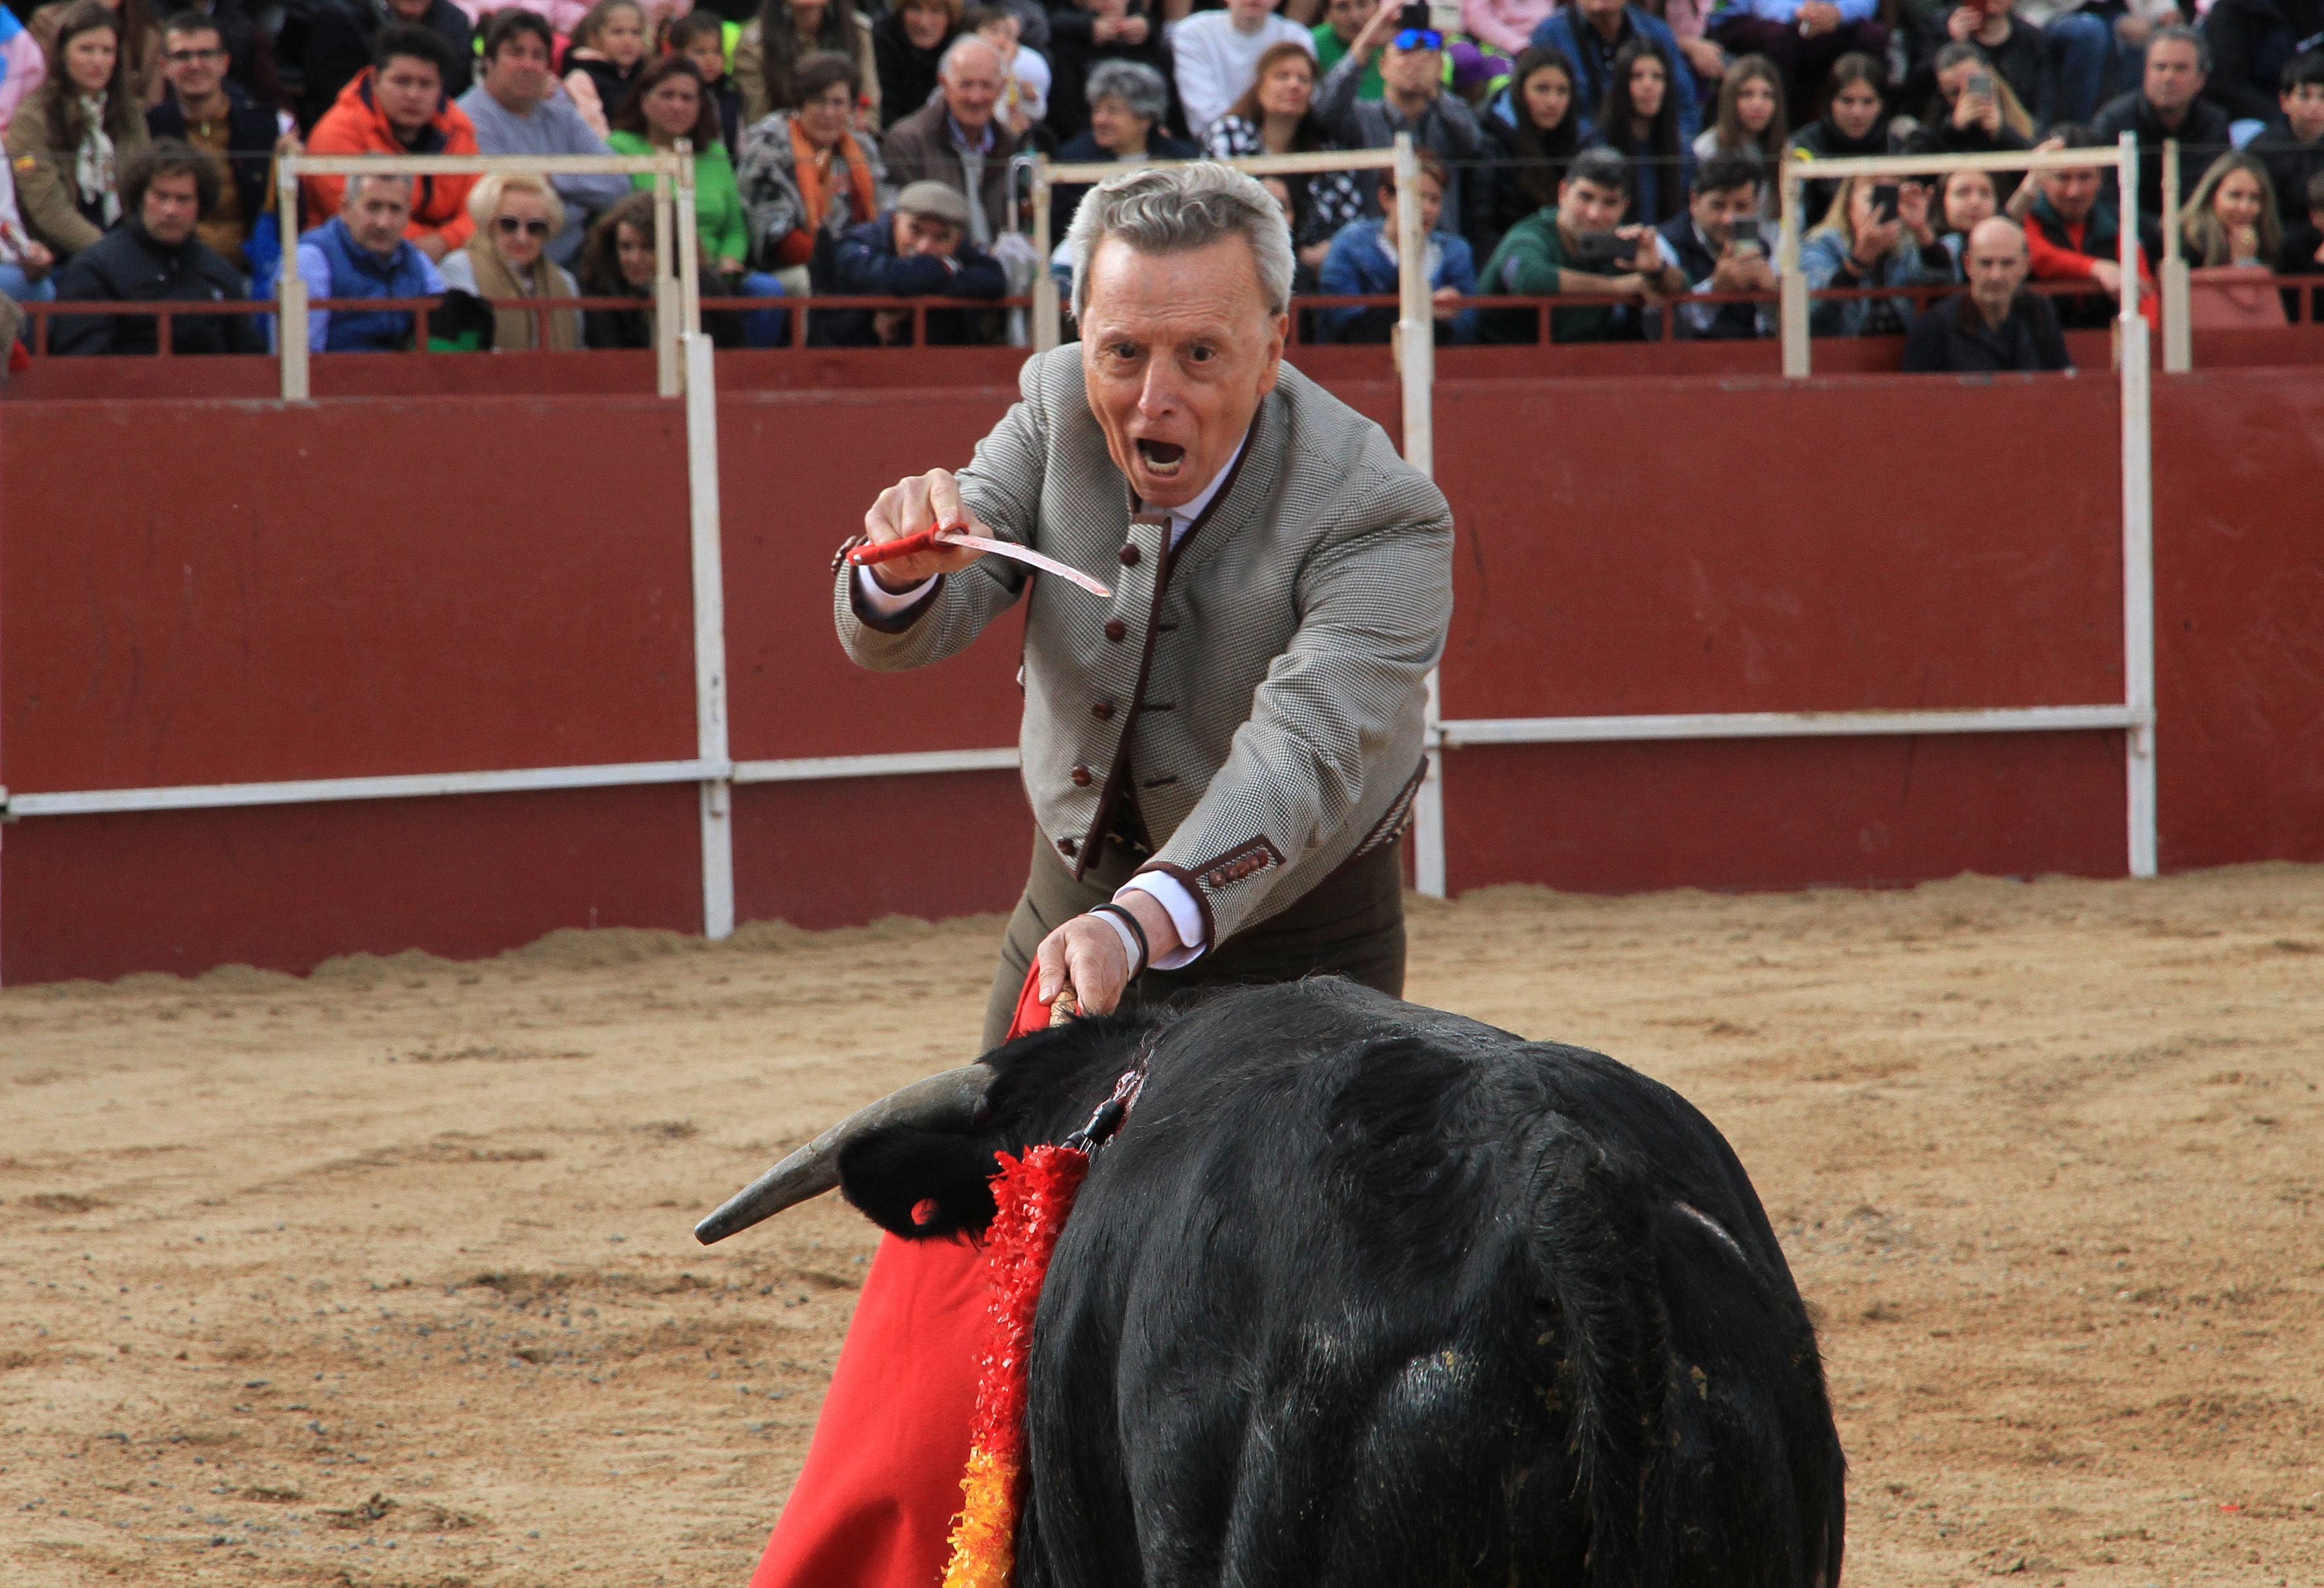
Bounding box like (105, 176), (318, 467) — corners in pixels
(700, 980), (1845, 1587)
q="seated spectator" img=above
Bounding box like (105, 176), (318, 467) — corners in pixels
(1205, 41), (1367, 276)
(2178, 148), (2287, 324)
(737, 0), (880, 126)
(1174, 0), (1313, 139)
(1313, 0), (1384, 100)
(2092, 26), (2230, 219)
(575, 186), (752, 346)
(2278, 168), (2324, 320)
(436, 172), (581, 350)
(870, 0), (955, 132)
(1925, 163), (1997, 272)
(2023, 122), (2157, 326)
(1046, 0), (1168, 144)
(563, 0), (649, 140)
(1786, 51), (1889, 222)
(1905, 43), (2035, 197)
(29, 0), (162, 108)
(1, 157), (60, 302)
(1480, 45), (1580, 243)
(1477, 144), (1686, 340)
(304, 26), (478, 262)
(1317, 150), (1478, 342)
(295, 169), (444, 351)
(457, 13), (630, 268)
(1053, 60), (1196, 234)
(1692, 52), (1785, 180)
(1588, 37), (1689, 225)
(1902, 215), (2071, 368)
(2200, 0), (2319, 135)
(1319, 1), (1487, 241)
(968, 5), (1048, 136)
(47, 136), (256, 351)
(2248, 51), (2324, 222)
(821, 177), (1006, 344)
(146, 9), (279, 272)
(880, 35), (1019, 247)
(1655, 148), (1777, 336)
(1530, 0), (1703, 148)
(1705, 0), (1887, 113)
(738, 49), (889, 291)
(1801, 171), (1949, 334)
(1465, 0), (1555, 64)
(161, 0), (278, 110)
(4, 1), (149, 261)
(300, 0), (473, 127)
(667, 14), (745, 157)
(1911, 0), (2043, 127)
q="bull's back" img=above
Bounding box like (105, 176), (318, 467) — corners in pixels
(1015, 983), (1842, 1588)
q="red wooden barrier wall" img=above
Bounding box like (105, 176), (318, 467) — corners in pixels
(2, 363), (2318, 983)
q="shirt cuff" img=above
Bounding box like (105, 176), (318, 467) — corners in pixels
(853, 564), (939, 616)
(1117, 874), (1206, 969)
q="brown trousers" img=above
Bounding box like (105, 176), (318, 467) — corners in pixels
(979, 831), (1408, 1049)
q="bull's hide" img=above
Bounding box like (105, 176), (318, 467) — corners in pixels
(834, 979), (1845, 1588)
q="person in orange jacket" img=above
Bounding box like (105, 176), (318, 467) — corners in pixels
(302, 23), (479, 259)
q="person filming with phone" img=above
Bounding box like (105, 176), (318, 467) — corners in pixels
(1652, 148), (1778, 336)
(1906, 41), (2033, 192)
(1479, 145), (1688, 340)
(1801, 171), (1951, 335)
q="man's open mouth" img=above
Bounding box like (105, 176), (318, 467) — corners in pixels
(1135, 439), (1187, 476)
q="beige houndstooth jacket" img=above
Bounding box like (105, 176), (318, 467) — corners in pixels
(832, 346), (1454, 947)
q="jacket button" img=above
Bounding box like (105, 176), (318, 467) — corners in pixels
(1091, 701), (1114, 722)
(1104, 619), (1127, 643)
(1118, 543), (1141, 566)
(1070, 765), (1093, 787)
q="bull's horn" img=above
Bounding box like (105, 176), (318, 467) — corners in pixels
(693, 1065), (994, 1246)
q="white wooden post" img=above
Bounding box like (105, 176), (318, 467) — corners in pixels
(1389, 133), (1448, 898)
(2117, 131), (2157, 878)
(674, 144), (703, 354)
(1780, 157), (1808, 377)
(276, 161), (309, 400)
(1032, 157), (1060, 352)
(2160, 139), (2191, 373)
(653, 169), (680, 397)
(683, 331), (735, 937)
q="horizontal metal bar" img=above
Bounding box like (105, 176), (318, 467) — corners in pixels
(6, 759), (722, 817)
(1038, 149), (1398, 186)
(1786, 148), (2124, 179)
(1436, 704), (2143, 748)
(285, 153), (681, 178)
(734, 748), (1020, 783)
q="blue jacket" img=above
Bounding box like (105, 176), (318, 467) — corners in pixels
(822, 213), (1009, 347)
(1316, 218), (1479, 344)
(1528, 7), (1702, 149)
(296, 218), (443, 352)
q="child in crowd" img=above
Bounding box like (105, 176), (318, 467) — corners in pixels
(966, 3), (1048, 137)
(2249, 51), (2324, 230)
(668, 10), (744, 155)
(565, 0), (652, 138)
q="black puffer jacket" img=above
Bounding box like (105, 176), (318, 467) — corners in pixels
(47, 222), (266, 356)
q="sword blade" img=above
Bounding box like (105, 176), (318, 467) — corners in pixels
(935, 530), (1113, 599)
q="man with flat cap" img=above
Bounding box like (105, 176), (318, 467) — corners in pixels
(748, 159), (1454, 1588)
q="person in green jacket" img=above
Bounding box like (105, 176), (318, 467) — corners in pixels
(1477, 145), (1680, 341)
(606, 52), (789, 342)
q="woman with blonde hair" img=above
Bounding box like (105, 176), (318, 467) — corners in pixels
(1799, 170), (1950, 336)
(438, 171), (581, 351)
(2178, 150), (2287, 327)
(3, 0), (148, 260)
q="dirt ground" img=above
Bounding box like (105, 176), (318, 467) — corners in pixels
(3, 865), (2321, 1587)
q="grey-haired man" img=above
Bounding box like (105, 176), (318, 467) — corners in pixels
(835, 161), (1455, 1048)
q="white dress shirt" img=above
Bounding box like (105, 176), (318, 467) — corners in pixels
(855, 438), (1248, 967)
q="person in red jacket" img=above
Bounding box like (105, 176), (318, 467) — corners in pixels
(302, 24), (479, 260)
(2016, 123), (2160, 330)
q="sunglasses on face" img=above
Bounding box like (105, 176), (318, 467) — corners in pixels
(1393, 28), (1443, 50)
(496, 215), (553, 237)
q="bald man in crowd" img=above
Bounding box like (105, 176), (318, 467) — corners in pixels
(1903, 217), (2073, 373)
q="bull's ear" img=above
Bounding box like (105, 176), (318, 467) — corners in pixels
(838, 1126), (1002, 1240)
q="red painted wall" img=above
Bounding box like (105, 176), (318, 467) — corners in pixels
(3, 361), (2319, 984)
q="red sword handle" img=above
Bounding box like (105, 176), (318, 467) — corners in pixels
(846, 526), (945, 567)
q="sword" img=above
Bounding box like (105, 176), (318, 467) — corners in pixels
(846, 525), (1114, 600)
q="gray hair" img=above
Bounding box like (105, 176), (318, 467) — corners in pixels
(1065, 161), (1295, 321)
(344, 170), (415, 207)
(1086, 58), (1169, 126)
(2150, 22), (2210, 71)
(939, 33), (1000, 80)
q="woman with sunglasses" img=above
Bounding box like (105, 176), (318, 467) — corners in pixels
(438, 172), (581, 350)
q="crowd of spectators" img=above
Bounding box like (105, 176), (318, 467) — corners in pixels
(2, 0), (2322, 367)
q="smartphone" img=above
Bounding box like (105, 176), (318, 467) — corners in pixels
(1728, 216), (1764, 255)
(1965, 69), (1994, 100)
(1573, 230), (1634, 267)
(1870, 184), (1901, 223)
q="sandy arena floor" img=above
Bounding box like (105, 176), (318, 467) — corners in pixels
(3, 866), (2321, 1587)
